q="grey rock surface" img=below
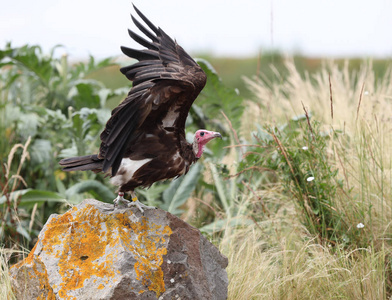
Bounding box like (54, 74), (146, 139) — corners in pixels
(10, 199), (228, 299)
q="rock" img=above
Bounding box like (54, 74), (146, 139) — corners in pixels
(10, 199), (228, 300)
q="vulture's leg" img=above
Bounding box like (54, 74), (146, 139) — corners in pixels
(127, 191), (156, 213)
(113, 192), (129, 207)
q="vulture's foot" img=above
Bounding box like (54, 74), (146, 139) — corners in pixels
(128, 198), (156, 213)
(114, 192), (156, 213)
(128, 191), (156, 213)
(113, 192), (130, 207)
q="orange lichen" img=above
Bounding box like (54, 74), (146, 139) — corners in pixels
(11, 242), (38, 270)
(42, 206), (77, 260)
(34, 258), (56, 300)
(115, 211), (172, 297)
(13, 203), (172, 299)
(41, 204), (118, 298)
(10, 248), (55, 300)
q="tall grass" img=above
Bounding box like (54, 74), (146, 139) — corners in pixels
(244, 59), (392, 129)
(223, 223), (389, 299)
(0, 248), (25, 300)
(221, 59), (392, 299)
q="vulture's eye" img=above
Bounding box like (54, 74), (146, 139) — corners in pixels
(200, 132), (205, 136)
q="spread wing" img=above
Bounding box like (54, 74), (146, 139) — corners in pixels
(99, 5), (207, 176)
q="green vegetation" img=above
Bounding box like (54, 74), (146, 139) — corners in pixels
(1, 43), (392, 299)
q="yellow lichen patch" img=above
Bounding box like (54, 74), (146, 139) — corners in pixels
(41, 204), (118, 299)
(11, 249), (55, 300)
(43, 207), (77, 257)
(13, 203), (173, 299)
(115, 211), (172, 297)
(33, 258), (56, 300)
(162, 225), (172, 236)
(11, 242), (38, 271)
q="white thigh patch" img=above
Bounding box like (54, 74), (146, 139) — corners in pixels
(110, 158), (152, 186)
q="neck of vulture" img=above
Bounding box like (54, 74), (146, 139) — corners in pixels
(193, 141), (204, 158)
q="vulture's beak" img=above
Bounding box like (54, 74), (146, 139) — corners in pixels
(213, 132), (222, 139)
(200, 130), (222, 144)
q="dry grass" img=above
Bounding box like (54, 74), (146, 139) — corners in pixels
(244, 59), (392, 130)
(224, 59), (392, 299)
(223, 222), (390, 300)
(0, 248), (27, 300)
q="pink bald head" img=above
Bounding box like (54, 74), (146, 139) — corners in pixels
(193, 130), (222, 158)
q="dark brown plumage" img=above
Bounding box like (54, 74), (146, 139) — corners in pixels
(59, 5), (221, 209)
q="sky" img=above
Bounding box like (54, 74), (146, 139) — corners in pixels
(1, 0), (392, 60)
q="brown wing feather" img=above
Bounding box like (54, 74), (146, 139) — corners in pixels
(99, 5), (206, 176)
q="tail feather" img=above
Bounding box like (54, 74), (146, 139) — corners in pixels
(59, 155), (104, 172)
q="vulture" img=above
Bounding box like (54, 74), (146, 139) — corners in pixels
(59, 5), (221, 212)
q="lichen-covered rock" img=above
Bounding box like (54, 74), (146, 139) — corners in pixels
(10, 199), (228, 300)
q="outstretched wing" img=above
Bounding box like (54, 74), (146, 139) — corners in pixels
(99, 5), (207, 176)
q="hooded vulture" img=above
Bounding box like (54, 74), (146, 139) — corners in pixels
(59, 5), (221, 211)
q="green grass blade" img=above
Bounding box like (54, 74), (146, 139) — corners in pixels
(165, 164), (202, 215)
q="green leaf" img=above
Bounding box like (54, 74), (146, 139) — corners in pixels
(73, 82), (101, 109)
(137, 184), (168, 206)
(0, 189), (31, 204)
(65, 180), (116, 203)
(208, 162), (231, 216)
(56, 178), (67, 196)
(20, 190), (65, 204)
(162, 164), (202, 215)
(14, 190), (66, 210)
(16, 223), (31, 241)
(1, 44), (54, 86)
(30, 139), (52, 165)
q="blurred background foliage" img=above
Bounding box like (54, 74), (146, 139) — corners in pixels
(1, 43), (392, 299)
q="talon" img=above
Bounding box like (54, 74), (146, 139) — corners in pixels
(113, 192), (129, 208)
(127, 200), (156, 213)
(126, 192), (156, 213)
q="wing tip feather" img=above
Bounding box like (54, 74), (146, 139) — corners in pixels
(132, 4), (159, 35)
